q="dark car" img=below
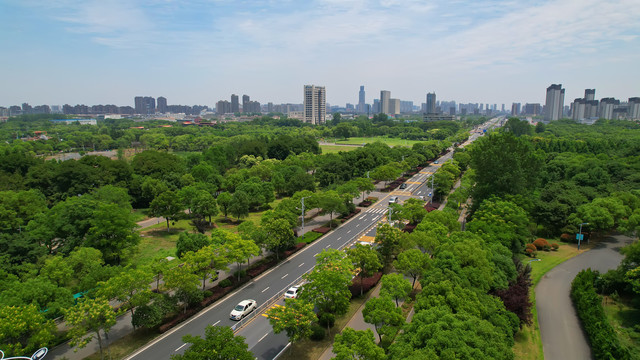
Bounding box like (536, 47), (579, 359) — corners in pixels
(399, 183), (407, 189)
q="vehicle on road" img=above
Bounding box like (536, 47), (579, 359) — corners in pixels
(389, 196), (398, 204)
(230, 299), (257, 320)
(399, 183), (407, 189)
(284, 285), (301, 299)
(434, 160), (439, 164)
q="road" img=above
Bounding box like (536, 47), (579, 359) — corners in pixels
(125, 117), (503, 360)
(536, 234), (632, 360)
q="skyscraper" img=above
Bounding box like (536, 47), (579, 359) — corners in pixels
(134, 96), (156, 115)
(629, 98), (640, 120)
(358, 86), (365, 113)
(231, 94), (239, 113)
(242, 95), (250, 113)
(303, 85), (326, 125)
(157, 96), (167, 113)
(380, 90), (390, 114)
(511, 103), (521, 116)
(426, 92), (437, 114)
(544, 84), (565, 122)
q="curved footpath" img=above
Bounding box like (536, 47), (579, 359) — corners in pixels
(536, 234), (633, 360)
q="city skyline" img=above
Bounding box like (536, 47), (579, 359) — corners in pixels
(1, 0), (639, 107)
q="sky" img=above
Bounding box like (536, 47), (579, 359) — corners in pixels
(1, 0), (639, 109)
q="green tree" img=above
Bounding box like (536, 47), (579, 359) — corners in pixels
(266, 299), (317, 344)
(372, 164), (401, 186)
(65, 297), (116, 360)
(380, 273), (412, 307)
(229, 190), (250, 221)
(318, 190), (346, 228)
(163, 263), (201, 313)
(149, 190), (184, 231)
(362, 296), (405, 342)
(301, 249), (354, 315)
(393, 249), (431, 287)
(262, 218), (295, 260)
(170, 325), (253, 360)
(176, 232), (210, 259)
(331, 328), (385, 360)
(224, 232), (260, 279)
(183, 245), (228, 291)
(375, 223), (404, 265)
(217, 192), (232, 220)
(399, 198), (428, 225)
(353, 177), (376, 202)
(96, 267), (154, 326)
(502, 117), (533, 137)
(85, 202), (140, 264)
(347, 244), (383, 296)
(0, 304), (56, 357)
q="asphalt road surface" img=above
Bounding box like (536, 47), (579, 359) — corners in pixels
(536, 234), (632, 360)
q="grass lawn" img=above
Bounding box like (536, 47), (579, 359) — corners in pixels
(331, 137), (421, 147)
(603, 295), (640, 358)
(279, 296), (368, 360)
(513, 241), (587, 360)
(320, 144), (359, 154)
(131, 208), (150, 223)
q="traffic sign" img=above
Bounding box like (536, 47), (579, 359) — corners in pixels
(576, 234), (584, 241)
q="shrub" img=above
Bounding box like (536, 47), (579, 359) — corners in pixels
(551, 243), (559, 251)
(560, 233), (573, 242)
(571, 269), (630, 360)
(233, 270), (247, 279)
(525, 243), (537, 252)
(219, 279), (232, 288)
(318, 312), (335, 329)
(525, 248), (537, 258)
(310, 324), (326, 341)
(533, 238), (550, 250)
(543, 244), (551, 252)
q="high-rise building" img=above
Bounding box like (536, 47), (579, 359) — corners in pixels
(217, 100), (231, 115)
(544, 84), (565, 122)
(524, 103), (541, 116)
(134, 96), (156, 115)
(242, 95), (250, 113)
(599, 98), (620, 119)
(585, 89), (596, 101)
(267, 102), (274, 113)
(380, 90), (390, 114)
(511, 103), (521, 116)
(373, 99), (380, 114)
(358, 86), (365, 113)
(629, 98), (640, 120)
(501, 104), (505, 112)
(426, 93), (437, 114)
(231, 94), (239, 113)
(389, 99), (400, 115)
(303, 85), (326, 125)
(157, 96), (168, 113)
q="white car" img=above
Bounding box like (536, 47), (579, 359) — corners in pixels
(230, 299), (257, 320)
(389, 196), (398, 204)
(284, 285), (301, 299)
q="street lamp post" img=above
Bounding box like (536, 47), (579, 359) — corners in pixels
(300, 196), (310, 231)
(577, 222), (589, 250)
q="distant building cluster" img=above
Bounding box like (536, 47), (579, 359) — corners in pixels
(215, 94), (261, 115)
(509, 84), (640, 123)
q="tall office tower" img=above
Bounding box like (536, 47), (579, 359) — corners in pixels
(629, 98), (640, 120)
(157, 97), (168, 113)
(511, 103), (521, 116)
(585, 89), (596, 101)
(380, 90), (391, 114)
(358, 86), (366, 113)
(373, 99), (380, 114)
(303, 85), (326, 125)
(544, 84), (565, 122)
(231, 94), (239, 113)
(426, 92), (436, 114)
(242, 95), (250, 113)
(267, 102), (274, 113)
(501, 104), (505, 112)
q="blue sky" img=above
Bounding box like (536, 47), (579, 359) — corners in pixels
(1, 0), (639, 108)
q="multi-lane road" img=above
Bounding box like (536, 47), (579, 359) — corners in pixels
(125, 117), (502, 360)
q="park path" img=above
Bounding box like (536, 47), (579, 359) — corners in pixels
(536, 234), (632, 360)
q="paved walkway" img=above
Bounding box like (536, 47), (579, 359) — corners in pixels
(536, 234), (632, 360)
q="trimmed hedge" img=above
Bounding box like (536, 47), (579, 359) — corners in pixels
(570, 269), (630, 360)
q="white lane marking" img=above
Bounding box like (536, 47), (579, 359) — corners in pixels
(281, 274), (288, 279)
(262, 287), (270, 293)
(347, 230), (351, 234)
(298, 262), (305, 267)
(175, 343), (187, 352)
(213, 320), (221, 326)
(258, 333), (269, 343)
(355, 223), (360, 227)
(337, 237), (342, 240)
(325, 244), (330, 248)
(358, 215), (366, 220)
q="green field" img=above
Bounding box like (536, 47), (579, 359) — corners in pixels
(319, 144), (359, 154)
(331, 137), (420, 147)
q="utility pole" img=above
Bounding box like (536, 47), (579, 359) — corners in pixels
(577, 222), (589, 250)
(300, 196), (310, 231)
